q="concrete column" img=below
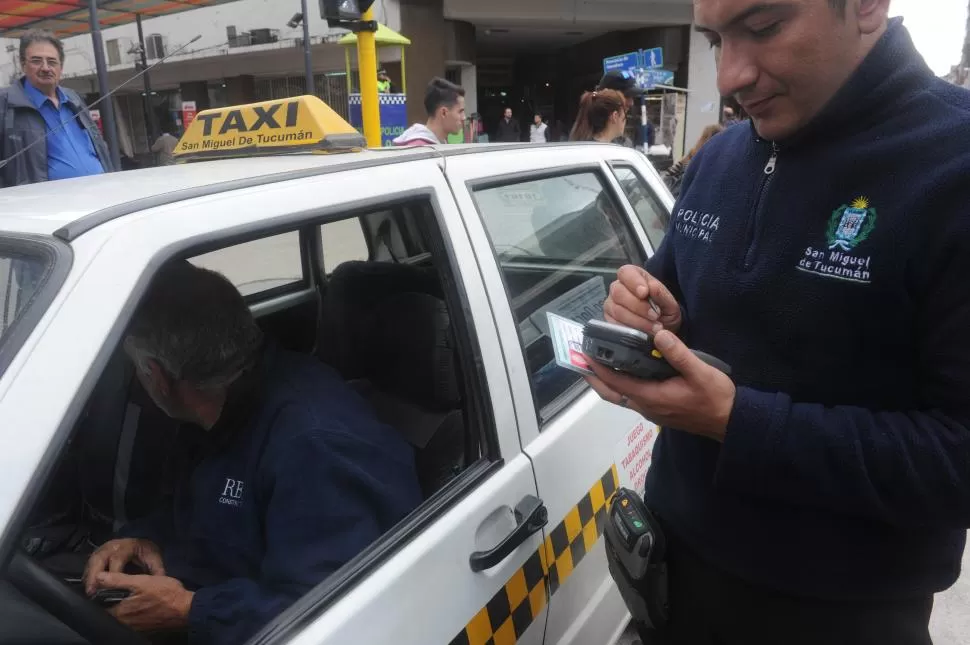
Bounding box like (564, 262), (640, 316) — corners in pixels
(225, 75), (256, 104)
(460, 65), (478, 115)
(685, 26), (720, 157)
(399, 0), (446, 125)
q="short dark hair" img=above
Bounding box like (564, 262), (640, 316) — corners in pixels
(424, 77), (465, 117)
(19, 29), (64, 64)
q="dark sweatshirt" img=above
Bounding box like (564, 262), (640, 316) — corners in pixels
(123, 344), (422, 644)
(643, 19), (970, 601)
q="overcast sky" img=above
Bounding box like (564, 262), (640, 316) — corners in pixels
(891, 0), (968, 75)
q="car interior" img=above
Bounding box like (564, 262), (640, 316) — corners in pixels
(0, 198), (486, 645)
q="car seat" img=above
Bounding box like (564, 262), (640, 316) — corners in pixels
(317, 261), (469, 497)
(23, 346), (181, 578)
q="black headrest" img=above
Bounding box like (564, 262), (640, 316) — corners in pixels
(318, 261), (443, 379)
(366, 292), (460, 410)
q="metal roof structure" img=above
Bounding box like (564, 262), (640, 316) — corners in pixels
(0, 0), (238, 38)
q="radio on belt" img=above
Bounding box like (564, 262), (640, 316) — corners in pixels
(603, 488), (669, 630)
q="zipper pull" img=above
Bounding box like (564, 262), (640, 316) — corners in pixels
(763, 143), (779, 175)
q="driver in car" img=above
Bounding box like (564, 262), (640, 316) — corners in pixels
(82, 260), (422, 644)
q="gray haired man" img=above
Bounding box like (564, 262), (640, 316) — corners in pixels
(82, 261), (421, 644)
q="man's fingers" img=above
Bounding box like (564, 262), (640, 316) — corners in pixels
(583, 372), (626, 406)
(643, 277), (679, 320)
(653, 330), (702, 380)
(614, 265), (680, 324)
(95, 572), (140, 592)
(605, 297), (661, 334)
(616, 265), (652, 300)
(83, 553), (108, 595)
(107, 553), (127, 574)
(609, 280), (660, 322)
(139, 551), (166, 577)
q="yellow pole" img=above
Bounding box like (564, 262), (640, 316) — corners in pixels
(357, 8), (381, 147)
(345, 48), (352, 95)
(401, 47), (407, 95)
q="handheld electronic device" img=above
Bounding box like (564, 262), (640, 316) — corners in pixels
(582, 319), (731, 380)
(91, 588), (131, 607)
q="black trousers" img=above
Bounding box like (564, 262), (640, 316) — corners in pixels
(637, 527), (934, 645)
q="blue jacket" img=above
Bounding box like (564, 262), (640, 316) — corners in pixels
(0, 78), (113, 187)
(123, 344), (422, 644)
(644, 19), (970, 601)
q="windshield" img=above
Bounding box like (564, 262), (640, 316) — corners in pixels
(0, 243), (52, 358)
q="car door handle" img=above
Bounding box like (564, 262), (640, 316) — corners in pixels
(470, 495), (548, 572)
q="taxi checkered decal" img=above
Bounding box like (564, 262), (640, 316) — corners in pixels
(348, 94), (407, 105)
(450, 466), (619, 645)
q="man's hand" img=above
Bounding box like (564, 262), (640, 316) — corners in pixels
(83, 538), (165, 595)
(94, 573), (194, 632)
(604, 265), (682, 335)
(585, 330), (735, 441)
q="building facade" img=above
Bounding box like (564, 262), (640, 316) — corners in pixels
(0, 0), (719, 163)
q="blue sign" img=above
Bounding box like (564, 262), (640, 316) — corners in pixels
(642, 47), (664, 69)
(603, 52), (640, 74)
(636, 68), (675, 90)
(348, 93), (409, 147)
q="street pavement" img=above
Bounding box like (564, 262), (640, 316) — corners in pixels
(930, 536), (969, 645)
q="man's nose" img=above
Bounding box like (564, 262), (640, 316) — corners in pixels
(715, 42), (759, 98)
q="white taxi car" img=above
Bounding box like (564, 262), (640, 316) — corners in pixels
(0, 96), (672, 645)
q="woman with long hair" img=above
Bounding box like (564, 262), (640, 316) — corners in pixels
(662, 124), (725, 197)
(569, 89), (627, 143)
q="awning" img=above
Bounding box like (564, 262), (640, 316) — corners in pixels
(0, 0), (240, 38)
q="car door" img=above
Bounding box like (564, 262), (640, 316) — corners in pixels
(0, 160), (547, 645)
(445, 146), (667, 645)
(231, 161), (547, 645)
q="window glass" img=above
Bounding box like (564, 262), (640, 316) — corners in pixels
(190, 231), (303, 297)
(321, 218), (370, 273)
(612, 165), (669, 250)
(0, 245), (50, 353)
(472, 171), (644, 419)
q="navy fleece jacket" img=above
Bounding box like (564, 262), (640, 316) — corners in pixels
(643, 19), (970, 601)
(122, 344), (422, 644)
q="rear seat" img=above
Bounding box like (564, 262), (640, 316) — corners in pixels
(317, 261), (470, 497)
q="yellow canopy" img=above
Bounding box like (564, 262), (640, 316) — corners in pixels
(338, 23), (412, 47)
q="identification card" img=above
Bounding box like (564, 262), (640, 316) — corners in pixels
(546, 312), (594, 375)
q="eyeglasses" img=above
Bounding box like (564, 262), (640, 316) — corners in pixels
(27, 57), (61, 69)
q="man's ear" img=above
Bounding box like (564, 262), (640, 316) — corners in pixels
(855, 0), (890, 35)
(144, 358), (173, 397)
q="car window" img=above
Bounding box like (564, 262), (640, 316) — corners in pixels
(190, 231), (304, 297)
(612, 164), (669, 250)
(321, 218), (370, 273)
(0, 247), (49, 351)
(472, 170), (645, 421)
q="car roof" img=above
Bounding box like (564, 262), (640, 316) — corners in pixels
(0, 142), (616, 239)
(0, 147), (437, 237)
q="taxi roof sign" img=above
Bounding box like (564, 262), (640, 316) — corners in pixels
(174, 95), (366, 161)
